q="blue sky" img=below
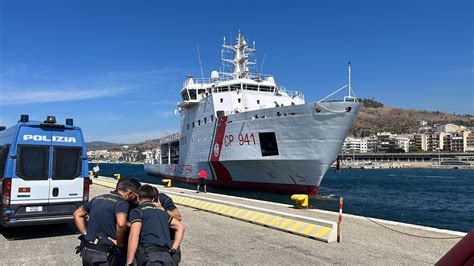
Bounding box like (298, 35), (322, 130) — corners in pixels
(1, 0), (472, 143)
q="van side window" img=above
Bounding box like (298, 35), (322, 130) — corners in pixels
(16, 145), (49, 180)
(53, 147), (81, 180)
(0, 144), (10, 177)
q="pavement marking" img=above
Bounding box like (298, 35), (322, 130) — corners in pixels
(260, 214), (271, 223)
(269, 217), (281, 226)
(290, 221), (305, 231)
(301, 224), (317, 235)
(279, 219), (292, 229)
(250, 213), (262, 221)
(315, 227), (332, 238)
(171, 195), (338, 242)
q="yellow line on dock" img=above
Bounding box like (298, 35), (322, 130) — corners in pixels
(233, 209), (244, 217)
(314, 227), (331, 238)
(301, 224), (317, 235)
(279, 219), (292, 229)
(259, 215), (271, 223)
(289, 221), (304, 232)
(268, 217), (281, 226)
(250, 213), (262, 221)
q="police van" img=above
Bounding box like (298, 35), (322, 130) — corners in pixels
(0, 115), (89, 227)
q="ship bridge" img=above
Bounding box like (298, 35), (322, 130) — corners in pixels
(179, 32), (304, 108)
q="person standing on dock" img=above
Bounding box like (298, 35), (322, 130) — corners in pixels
(73, 178), (141, 266)
(126, 185), (185, 266)
(196, 169), (207, 193)
(93, 164), (100, 178)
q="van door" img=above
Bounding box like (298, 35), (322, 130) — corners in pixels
(49, 128), (83, 204)
(11, 127), (51, 209)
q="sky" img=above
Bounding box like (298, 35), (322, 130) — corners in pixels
(0, 0), (472, 143)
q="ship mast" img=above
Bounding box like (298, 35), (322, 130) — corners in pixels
(221, 31), (256, 79)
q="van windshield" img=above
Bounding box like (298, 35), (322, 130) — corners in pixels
(53, 147), (81, 180)
(17, 145), (49, 180)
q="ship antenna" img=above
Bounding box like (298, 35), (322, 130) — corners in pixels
(259, 54), (266, 74)
(197, 44), (204, 79)
(348, 61), (352, 97)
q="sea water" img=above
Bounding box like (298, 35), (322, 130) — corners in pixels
(90, 163), (473, 232)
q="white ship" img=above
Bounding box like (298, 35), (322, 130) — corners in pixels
(145, 32), (360, 195)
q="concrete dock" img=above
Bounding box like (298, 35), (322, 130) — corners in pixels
(0, 177), (465, 265)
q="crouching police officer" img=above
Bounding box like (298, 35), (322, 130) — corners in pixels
(74, 178), (141, 265)
(127, 185), (185, 266)
(154, 188), (182, 266)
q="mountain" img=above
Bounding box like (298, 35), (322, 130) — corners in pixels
(85, 141), (123, 150)
(350, 99), (474, 137)
(86, 139), (162, 151)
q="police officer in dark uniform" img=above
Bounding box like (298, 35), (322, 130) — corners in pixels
(154, 188), (182, 266)
(74, 178), (141, 266)
(126, 185), (185, 266)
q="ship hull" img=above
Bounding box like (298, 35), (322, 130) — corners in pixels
(145, 101), (359, 195)
(144, 162), (319, 194)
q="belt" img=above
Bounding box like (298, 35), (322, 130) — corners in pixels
(84, 241), (114, 253)
(144, 245), (169, 253)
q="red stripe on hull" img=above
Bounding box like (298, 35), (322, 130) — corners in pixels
(209, 116), (233, 182)
(148, 173), (318, 195)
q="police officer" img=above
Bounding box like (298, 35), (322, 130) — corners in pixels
(154, 188), (182, 266)
(74, 178), (141, 266)
(126, 185), (185, 266)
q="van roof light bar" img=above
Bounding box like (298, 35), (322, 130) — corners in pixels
(20, 114), (29, 123)
(44, 116), (56, 124)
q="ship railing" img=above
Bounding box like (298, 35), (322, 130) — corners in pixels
(183, 73), (274, 86)
(159, 132), (181, 144)
(277, 87), (305, 100)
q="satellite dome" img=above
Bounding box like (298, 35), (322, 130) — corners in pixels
(211, 71), (219, 81)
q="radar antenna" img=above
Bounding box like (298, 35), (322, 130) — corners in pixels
(220, 31), (257, 79)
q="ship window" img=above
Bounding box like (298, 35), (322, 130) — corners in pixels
(16, 145), (49, 180)
(238, 98), (241, 103)
(204, 117), (207, 124)
(192, 122), (195, 128)
(220, 98), (223, 103)
(198, 89), (205, 94)
(198, 120), (201, 126)
(245, 84), (258, 91)
(259, 132), (279, 157)
(221, 87), (229, 92)
(257, 100), (260, 104)
(260, 86), (272, 92)
(181, 91), (189, 101)
(189, 89), (197, 100)
(210, 114), (214, 121)
(53, 147), (81, 180)
(230, 85), (240, 91)
(0, 144), (10, 178)
(187, 124), (190, 130)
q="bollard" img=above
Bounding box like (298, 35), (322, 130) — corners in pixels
(290, 194), (308, 208)
(114, 174), (121, 180)
(162, 179), (172, 187)
(337, 197), (343, 243)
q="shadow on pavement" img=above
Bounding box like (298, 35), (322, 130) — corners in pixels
(0, 222), (79, 240)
